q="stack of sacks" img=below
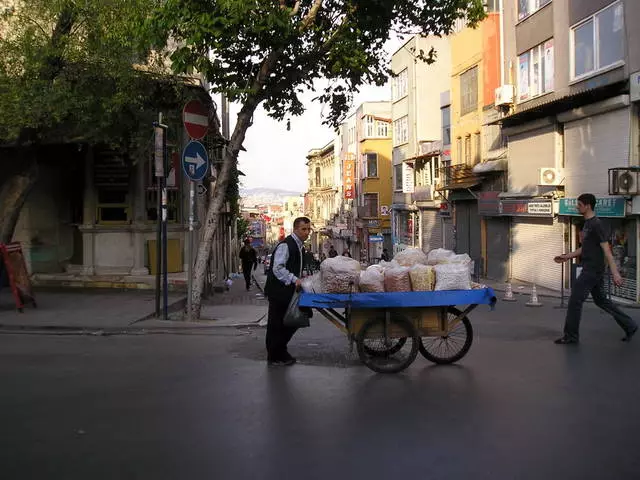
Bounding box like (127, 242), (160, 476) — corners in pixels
(384, 264), (412, 292)
(320, 256), (361, 293)
(359, 264), (385, 293)
(409, 264), (435, 291)
(394, 247), (429, 267)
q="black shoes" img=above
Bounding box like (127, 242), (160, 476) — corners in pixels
(268, 358), (296, 367)
(622, 328), (638, 343)
(554, 336), (579, 345)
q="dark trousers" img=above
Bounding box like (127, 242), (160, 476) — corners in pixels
(242, 263), (252, 290)
(266, 299), (298, 361)
(564, 270), (637, 341)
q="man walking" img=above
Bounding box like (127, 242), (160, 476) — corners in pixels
(264, 217), (312, 366)
(328, 245), (338, 258)
(239, 239), (258, 291)
(554, 193), (637, 344)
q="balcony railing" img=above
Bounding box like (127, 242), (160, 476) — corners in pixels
(439, 164), (481, 189)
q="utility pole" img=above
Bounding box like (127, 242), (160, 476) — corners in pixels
(153, 113), (168, 318)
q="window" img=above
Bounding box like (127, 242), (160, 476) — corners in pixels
(394, 164), (403, 191)
(571, 1), (624, 80)
(474, 133), (481, 165)
(441, 106), (451, 146)
(456, 137), (463, 165)
(393, 116), (409, 145)
(315, 167), (321, 187)
(363, 193), (379, 218)
(464, 136), (472, 165)
(518, 0), (551, 22)
(377, 121), (389, 138)
(518, 39), (554, 101)
(365, 153), (378, 178)
(348, 126), (356, 145)
(392, 69), (408, 101)
(363, 116), (390, 138)
(485, 0), (499, 12)
(460, 66), (478, 116)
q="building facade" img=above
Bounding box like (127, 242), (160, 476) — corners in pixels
(391, 35), (452, 256)
(496, 0), (639, 301)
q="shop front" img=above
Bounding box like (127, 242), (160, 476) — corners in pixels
(392, 207), (419, 254)
(559, 197), (637, 302)
(478, 192), (510, 282)
(500, 198), (563, 291)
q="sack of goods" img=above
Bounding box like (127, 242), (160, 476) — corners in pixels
(301, 272), (323, 293)
(359, 265), (385, 293)
(427, 248), (456, 265)
(384, 265), (412, 292)
(320, 256), (361, 293)
(434, 263), (472, 291)
(409, 264), (435, 291)
(394, 247), (429, 267)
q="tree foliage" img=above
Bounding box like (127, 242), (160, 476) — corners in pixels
(145, 0), (485, 127)
(0, 0), (180, 149)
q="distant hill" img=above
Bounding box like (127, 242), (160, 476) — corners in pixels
(240, 187), (304, 207)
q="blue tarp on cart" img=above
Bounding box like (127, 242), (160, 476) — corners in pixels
(299, 288), (497, 309)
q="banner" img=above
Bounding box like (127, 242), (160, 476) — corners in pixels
(343, 154), (355, 199)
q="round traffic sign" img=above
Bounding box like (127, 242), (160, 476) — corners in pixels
(182, 141), (209, 181)
(182, 100), (209, 140)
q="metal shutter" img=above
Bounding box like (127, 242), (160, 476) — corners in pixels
(511, 217), (564, 291)
(564, 108), (630, 197)
(486, 217), (510, 281)
(421, 209), (443, 252)
(443, 218), (455, 251)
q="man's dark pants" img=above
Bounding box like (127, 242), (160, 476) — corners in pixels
(266, 298), (298, 361)
(242, 263), (252, 290)
(564, 270), (637, 341)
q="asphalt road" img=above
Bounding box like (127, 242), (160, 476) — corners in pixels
(2, 299), (640, 480)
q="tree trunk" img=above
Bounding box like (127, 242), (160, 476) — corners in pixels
(0, 157), (38, 244)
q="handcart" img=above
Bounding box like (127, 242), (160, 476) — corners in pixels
(299, 288), (497, 374)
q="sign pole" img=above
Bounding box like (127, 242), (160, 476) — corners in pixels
(187, 181), (195, 322)
(153, 113), (167, 318)
(162, 183), (168, 320)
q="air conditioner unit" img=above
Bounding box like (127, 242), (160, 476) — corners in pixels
(495, 85), (515, 107)
(609, 168), (640, 196)
(538, 167), (564, 186)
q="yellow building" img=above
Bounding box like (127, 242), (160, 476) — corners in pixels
(358, 113), (393, 261)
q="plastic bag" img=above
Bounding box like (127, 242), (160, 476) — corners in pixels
(283, 291), (311, 328)
(301, 272), (323, 293)
(384, 265), (412, 292)
(434, 263), (472, 291)
(409, 264), (435, 291)
(320, 256), (361, 293)
(394, 248), (428, 267)
(427, 248), (456, 265)
(359, 267), (385, 293)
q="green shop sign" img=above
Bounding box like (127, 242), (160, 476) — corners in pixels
(558, 197), (626, 217)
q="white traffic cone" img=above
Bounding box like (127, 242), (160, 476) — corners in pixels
(503, 282), (517, 302)
(526, 284), (543, 307)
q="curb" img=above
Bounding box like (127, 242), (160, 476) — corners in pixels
(491, 285), (640, 309)
(129, 296), (188, 325)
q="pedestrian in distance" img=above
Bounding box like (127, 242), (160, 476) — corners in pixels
(264, 217), (312, 366)
(239, 239), (258, 291)
(553, 193), (637, 345)
(328, 245), (338, 258)
(381, 248), (390, 262)
(342, 249), (351, 258)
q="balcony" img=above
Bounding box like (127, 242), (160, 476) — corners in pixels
(438, 164), (482, 190)
(393, 191), (413, 205)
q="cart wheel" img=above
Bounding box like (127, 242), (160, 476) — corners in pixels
(419, 307), (473, 365)
(356, 315), (418, 374)
(363, 337), (407, 357)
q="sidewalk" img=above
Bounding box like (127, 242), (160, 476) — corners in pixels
(0, 273), (269, 333)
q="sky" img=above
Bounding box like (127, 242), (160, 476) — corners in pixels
(231, 38), (405, 193)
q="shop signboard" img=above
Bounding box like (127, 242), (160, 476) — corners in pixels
(500, 199), (553, 217)
(369, 234), (384, 243)
(439, 201), (451, 217)
(478, 191), (501, 216)
(558, 197), (625, 218)
(343, 155), (356, 199)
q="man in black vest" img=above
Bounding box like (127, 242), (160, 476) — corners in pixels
(264, 216), (311, 366)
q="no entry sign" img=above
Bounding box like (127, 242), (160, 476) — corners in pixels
(183, 100), (209, 140)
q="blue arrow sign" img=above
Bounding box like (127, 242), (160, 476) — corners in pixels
(182, 140), (209, 181)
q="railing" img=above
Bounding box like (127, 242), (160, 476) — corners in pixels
(439, 164), (481, 188)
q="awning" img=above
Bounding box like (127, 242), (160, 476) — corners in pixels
(499, 186), (556, 198)
(391, 204), (419, 212)
(437, 180), (481, 191)
(472, 158), (506, 173)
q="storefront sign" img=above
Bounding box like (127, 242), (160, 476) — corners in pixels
(402, 162), (415, 193)
(380, 205), (390, 216)
(478, 191), (501, 216)
(439, 202), (451, 217)
(343, 155), (355, 199)
(500, 199), (553, 217)
(367, 219), (380, 228)
(369, 234), (384, 243)
(558, 197), (625, 218)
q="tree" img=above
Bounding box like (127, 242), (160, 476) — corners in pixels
(0, 0), (176, 243)
(145, 0), (485, 318)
